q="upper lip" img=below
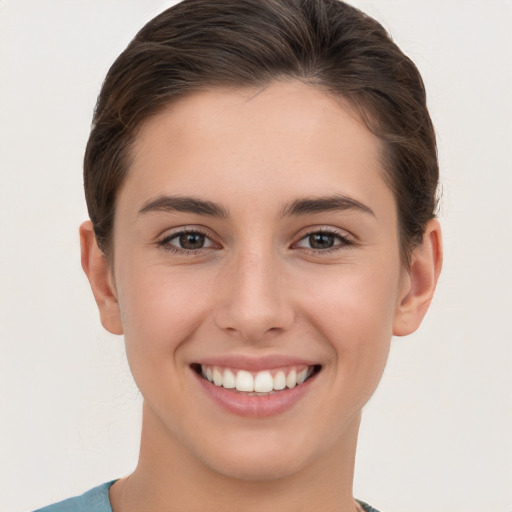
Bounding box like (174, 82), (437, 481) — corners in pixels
(192, 354), (319, 372)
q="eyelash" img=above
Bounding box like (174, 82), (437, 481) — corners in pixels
(157, 228), (214, 255)
(157, 228), (354, 255)
(294, 229), (354, 253)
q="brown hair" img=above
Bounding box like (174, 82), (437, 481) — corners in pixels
(84, 0), (438, 265)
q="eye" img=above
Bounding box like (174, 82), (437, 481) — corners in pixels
(295, 230), (352, 251)
(158, 229), (216, 253)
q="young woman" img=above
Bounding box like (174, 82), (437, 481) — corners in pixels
(35, 0), (442, 510)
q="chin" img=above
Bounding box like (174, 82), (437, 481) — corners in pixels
(206, 450), (309, 482)
(190, 428), (322, 482)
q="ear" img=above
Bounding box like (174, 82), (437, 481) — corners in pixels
(393, 219), (443, 336)
(80, 221), (124, 335)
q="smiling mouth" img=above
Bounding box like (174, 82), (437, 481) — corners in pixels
(191, 363), (321, 396)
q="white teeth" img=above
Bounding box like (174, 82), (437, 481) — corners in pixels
(222, 369), (236, 389)
(213, 368), (223, 386)
(235, 370), (254, 392)
(273, 371), (287, 390)
(286, 369), (297, 389)
(200, 365), (316, 393)
(254, 371), (274, 393)
(296, 368), (308, 385)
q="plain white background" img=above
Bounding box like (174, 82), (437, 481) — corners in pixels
(1, 1), (511, 511)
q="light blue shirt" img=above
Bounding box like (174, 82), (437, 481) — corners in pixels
(32, 480), (380, 512)
(33, 481), (116, 512)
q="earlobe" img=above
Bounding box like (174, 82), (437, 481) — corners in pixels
(80, 221), (124, 335)
(393, 219), (443, 336)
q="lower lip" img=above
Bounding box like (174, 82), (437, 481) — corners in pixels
(192, 369), (318, 418)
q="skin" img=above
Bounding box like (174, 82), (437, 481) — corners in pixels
(81, 81), (442, 512)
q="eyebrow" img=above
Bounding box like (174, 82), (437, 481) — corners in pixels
(138, 193), (374, 219)
(138, 195), (229, 218)
(280, 194), (375, 218)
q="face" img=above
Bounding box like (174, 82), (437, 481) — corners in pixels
(104, 81), (413, 480)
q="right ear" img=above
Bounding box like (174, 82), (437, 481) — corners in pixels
(80, 221), (123, 335)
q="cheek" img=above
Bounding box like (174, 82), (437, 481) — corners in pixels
(298, 262), (400, 387)
(300, 261), (400, 336)
(116, 264), (213, 366)
(114, 265), (219, 415)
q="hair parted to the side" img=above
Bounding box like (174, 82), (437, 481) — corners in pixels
(84, 0), (438, 265)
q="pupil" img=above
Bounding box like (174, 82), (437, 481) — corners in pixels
(309, 233), (334, 249)
(179, 233), (205, 249)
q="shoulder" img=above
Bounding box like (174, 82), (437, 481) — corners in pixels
(32, 481), (116, 512)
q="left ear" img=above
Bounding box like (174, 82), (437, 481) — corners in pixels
(393, 219), (443, 336)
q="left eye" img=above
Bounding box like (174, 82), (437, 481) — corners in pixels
(162, 231), (214, 251)
(295, 231), (348, 250)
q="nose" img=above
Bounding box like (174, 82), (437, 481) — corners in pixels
(214, 248), (295, 342)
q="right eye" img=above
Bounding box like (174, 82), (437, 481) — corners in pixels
(158, 229), (216, 253)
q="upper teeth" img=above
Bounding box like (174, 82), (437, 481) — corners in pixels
(201, 365), (313, 393)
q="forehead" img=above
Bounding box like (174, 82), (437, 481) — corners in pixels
(122, 80), (393, 219)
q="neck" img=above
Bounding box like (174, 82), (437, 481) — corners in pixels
(110, 401), (362, 512)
